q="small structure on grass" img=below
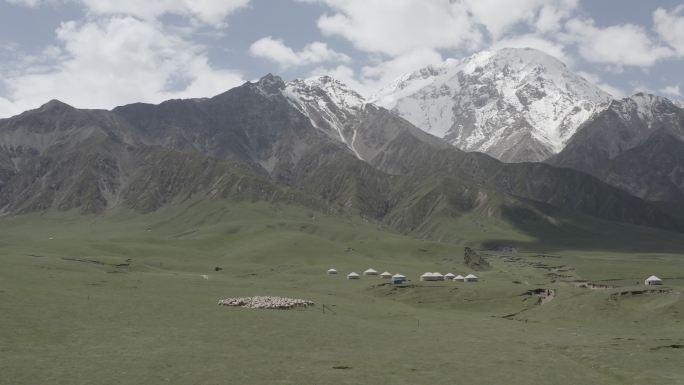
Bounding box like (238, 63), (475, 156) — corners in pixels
(645, 275), (662, 285)
(363, 268), (379, 276)
(432, 272), (445, 281)
(380, 271), (392, 278)
(464, 274), (478, 282)
(453, 275), (465, 282)
(420, 272), (445, 281)
(445, 273), (456, 280)
(392, 274), (406, 284)
(327, 268), (338, 275)
(347, 272), (360, 280)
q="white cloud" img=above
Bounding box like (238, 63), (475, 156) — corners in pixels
(305, 0), (481, 56)
(576, 71), (625, 98)
(565, 18), (673, 68)
(653, 5), (684, 56)
(492, 34), (573, 66)
(249, 36), (350, 69)
(464, 0), (578, 38)
(0, 16), (244, 116)
(659, 85), (681, 97)
(5, 0), (251, 27)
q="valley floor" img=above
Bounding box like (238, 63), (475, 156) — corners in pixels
(1, 202), (683, 385)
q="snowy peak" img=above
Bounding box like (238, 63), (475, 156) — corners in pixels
(372, 47), (613, 162)
(282, 76), (367, 159)
(611, 92), (682, 124)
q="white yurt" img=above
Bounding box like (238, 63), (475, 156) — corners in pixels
(380, 271), (392, 278)
(453, 275), (465, 282)
(432, 272), (445, 281)
(420, 272), (434, 281)
(363, 268), (379, 276)
(327, 268), (338, 275)
(444, 273), (456, 280)
(644, 275), (662, 285)
(392, 274), (406, 284)
(347, 272), (361, 280)
(464, 274), (478, 282)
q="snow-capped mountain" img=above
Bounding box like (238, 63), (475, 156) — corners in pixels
(372, 48), (613, 162)
(282, 76), (367, 159)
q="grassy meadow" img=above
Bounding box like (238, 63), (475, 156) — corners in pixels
(1, 201), (684, 384)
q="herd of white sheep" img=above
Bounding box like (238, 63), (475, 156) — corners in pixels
(218, 296), (314, 310)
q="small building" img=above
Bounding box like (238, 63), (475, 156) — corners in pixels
(464, 274), (478, 282)
(644, 275), (662, 285)
(380, 271), (392, 278)
(347, 272), (360, 280)
(420, 272), (435, 281)
(453, 275), (465, 282)
(363, 268), (379, 276)
(432, 272), (445, 281)
(392, 274), (406, 284)
(445, 273), (456, 280)
(327, 268), (338, 275)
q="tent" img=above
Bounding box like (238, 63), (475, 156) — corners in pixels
(453, 275), (465, 282)
(327, 268), (338, 275)
(363, 268), (379, 276)
(347, 272), (360, 280)
(392, 274), (406, 284)
(432, 272), (445, 281)
(464, 274), (478, 282)
(380, 271), (392, 278)
(644, 275), (662, 285)
(445, 273), (456, 280)
(420, 272), (435, 281)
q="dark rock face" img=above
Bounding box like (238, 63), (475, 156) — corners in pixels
(549, 93), (684, 202)
(464, 247), (491, 271)
(0, 76), (681, 235)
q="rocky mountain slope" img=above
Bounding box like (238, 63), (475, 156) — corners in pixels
(0, 75), (681, 237)
(372, 48), (612, 162)
(549, 93), (684, 202)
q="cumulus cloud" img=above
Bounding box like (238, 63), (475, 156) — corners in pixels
(564, 18), (673, 68)
(659, 85), (681, 97)
(6, 0), (251, 27)
(653, 5), (684, 56)
(464, 0), (578, 38)
(0, 16), (244, 115)
(492, 34), (572, 66)
(303, 0), (481, 56)
(249, 37), (350, 69)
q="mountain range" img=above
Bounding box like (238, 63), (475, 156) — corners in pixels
(1, 47), (684, 242)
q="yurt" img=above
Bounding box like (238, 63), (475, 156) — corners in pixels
(347, 272), (360, 280)
(327, 268), (338, 275)
(453, 275), (465, 282)
(644, 275), (662, 285)
(432, 272), (445, 281)
(392, 274), (406, 284)
(445, 273), (456, 280)
(420, 272), (434, 281)
(363, 268), (379, 276)
(380, 271), (392, 278)
(464, 274), (478, 282)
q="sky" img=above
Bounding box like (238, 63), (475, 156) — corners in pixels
(0, 0), (683, 117)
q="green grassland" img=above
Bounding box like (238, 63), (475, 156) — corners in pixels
(1, 201), (684, 385)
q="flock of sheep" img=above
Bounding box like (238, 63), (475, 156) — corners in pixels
(218, 296), (314, 310)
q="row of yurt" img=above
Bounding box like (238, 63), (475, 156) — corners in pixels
(328, 268), (404, 281)
(420, 272), (478, 282)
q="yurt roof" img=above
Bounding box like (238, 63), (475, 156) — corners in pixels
(445, 273), (455, 277)
(348, 272), (360, 277)
(392, 274), (406, 279)
(465, 274), (478, 278)
(327, 268), (337, 272)
(364, 268), (378, 273)
(380, 271), (392, 276)
(454, 275), (465, 279)
(420, 272), (433, 277)
(432, 272), (444, 277)
(646, 275), (661, 281)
